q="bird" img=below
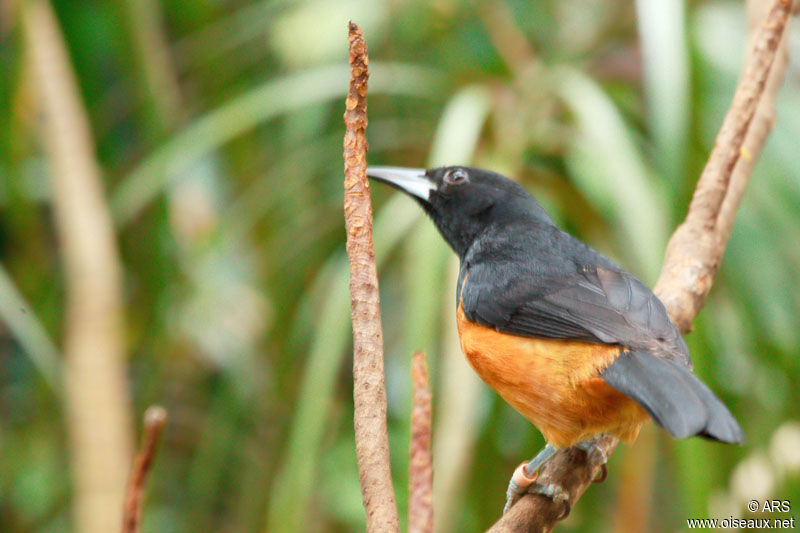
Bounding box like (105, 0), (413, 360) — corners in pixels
(366, 165), (744, 513)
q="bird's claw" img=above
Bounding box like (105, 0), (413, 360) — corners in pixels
(503, 464), (571, 518)
(594, 463), (608, 483)
(532, 482), (571, 518)
(504, 444), (560, 513)
(505, 482), (571, 518)
(504, 462), (538, 513)
(575, 438), (608, 482)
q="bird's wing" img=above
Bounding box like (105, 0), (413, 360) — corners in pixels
(459, 262), (691, 368)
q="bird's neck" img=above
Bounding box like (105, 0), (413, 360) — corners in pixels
(460, 214), (552, 264)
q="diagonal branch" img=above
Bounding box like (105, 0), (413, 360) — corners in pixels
(715, 0), (791, 243)
(654, 0), (793, 332)
(489, 0), (793, 530)
(343, 22), (401, 533)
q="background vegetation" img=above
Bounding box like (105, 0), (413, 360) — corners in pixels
(2, 0), (799, 531)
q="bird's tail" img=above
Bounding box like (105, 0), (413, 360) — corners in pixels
(600, 351), (744, 444)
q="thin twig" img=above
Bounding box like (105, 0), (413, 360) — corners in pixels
(20, 1), (133, 532)
(122, 406), (168, 533)
(410, 351), (434, 533)
(343, 21), (400, 533)
(489, 0), (792, 531)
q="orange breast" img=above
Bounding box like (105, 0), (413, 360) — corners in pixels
(456, 304), (648, 447)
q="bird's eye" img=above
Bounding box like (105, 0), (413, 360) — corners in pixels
(444, 168), (469, 185)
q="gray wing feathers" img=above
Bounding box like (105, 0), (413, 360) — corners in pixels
(461, 262), (691, 367)
(601, 352), (744, 444)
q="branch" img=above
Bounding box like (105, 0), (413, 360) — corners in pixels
(20, 1), (134, 532)
(489, 438), (615, 533)
(410, 351), (434, 533)
(489, 0), (793, 530)
(715, 0), (789, 243)
(122, 406), (168, 533)
(343, 22), (400, 533)
(654, 0), (793, 331)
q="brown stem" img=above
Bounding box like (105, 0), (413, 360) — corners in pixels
(489, 0), (792, 531)
(410, 351), (434, 533)
(122, 406), (168, 533)
(343, 21), (401, 533)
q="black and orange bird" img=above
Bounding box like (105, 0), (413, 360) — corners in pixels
(367, 165), (744, 512)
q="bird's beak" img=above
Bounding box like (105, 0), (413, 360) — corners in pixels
(366, 166), (434, 202)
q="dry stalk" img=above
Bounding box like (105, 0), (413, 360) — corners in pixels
(122, 406), (168, 533)
(343, 21), (401, 533)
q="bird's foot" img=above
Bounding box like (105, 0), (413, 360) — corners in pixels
(504, 461), (538, 513)
(503, 443), (558, 513)
(532, 482), (571, 518)
(575, 437), (608, 483)
(504, 467), (571, 518)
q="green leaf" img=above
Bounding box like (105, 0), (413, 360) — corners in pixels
(0, 263), (60, 390)
(558, 68), (669, 280)
(635, 0), (690, 186)
(112, 63), (446, 225)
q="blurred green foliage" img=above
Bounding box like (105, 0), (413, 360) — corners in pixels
(2, 0), (800, 531)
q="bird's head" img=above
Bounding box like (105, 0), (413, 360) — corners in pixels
(367, 165), (552, 257)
